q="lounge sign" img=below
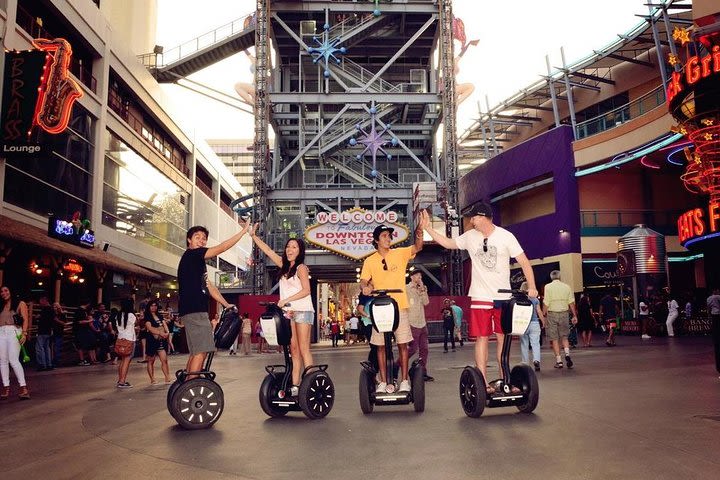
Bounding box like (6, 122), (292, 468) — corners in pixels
(304, 208), (409, 260)
(677, 201), (720, 246)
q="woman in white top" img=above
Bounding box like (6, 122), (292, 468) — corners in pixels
(112, 298), (137, 388)
(666, 296), (680, 337)
(248, 222), (315, 397)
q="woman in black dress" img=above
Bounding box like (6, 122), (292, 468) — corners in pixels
(143, 300), (172, 384)
(577, 292), (595, 347)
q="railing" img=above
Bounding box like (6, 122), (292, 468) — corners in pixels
(15, 4), (97, 93)
(108, 89), (190, 177)
(575, 85), (666, 140)
(580, 209), (683, 230)
(215, 270), (251, 289)
(195, 178), (214, 199)
(335, 58), (402, 93)
(327, 10), (380, 42)
(138, 11), (255, 69)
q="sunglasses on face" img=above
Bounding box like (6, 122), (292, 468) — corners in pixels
(382, 258), (388, 270)
(483, 238), (488, 253)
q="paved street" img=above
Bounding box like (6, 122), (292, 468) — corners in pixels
(2, 336), (719, 480)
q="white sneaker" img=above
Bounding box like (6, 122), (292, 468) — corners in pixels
(641, 334), (651, 339)
(289, 385), (299, 397)
(398, 380), (411, 392)
(376, 382), (387, 393)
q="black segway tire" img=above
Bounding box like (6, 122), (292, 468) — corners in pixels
(259, 375), (288, 418)
(166, 379), (182, 415)
(511, 364), (539, 413)
(299, 370), (335, 419)
(359, 369), (374, 414)
(411, 364), (425, 413)
(171, 378), (224, 429)
(459, 366), (486, 418)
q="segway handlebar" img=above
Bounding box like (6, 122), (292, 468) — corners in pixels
(497, 288), (524, 295)
(258, 301), (292, 308)
(371, 289), (403, 295)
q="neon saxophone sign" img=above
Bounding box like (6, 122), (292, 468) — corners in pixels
(32, 38), (83, 134)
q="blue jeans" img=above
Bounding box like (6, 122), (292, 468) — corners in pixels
(52, 334), (63, 366)
(35, 334), (52, 368)
(520, 321), (542, 364)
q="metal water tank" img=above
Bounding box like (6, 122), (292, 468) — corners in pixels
(617, 224), (666, 274)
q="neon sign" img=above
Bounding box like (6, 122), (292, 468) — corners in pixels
(63, 260), (83, 274)
(47, 215), (95, 249)
(666, 46), (720, 106)
(32, 38), (83, 134)
(677, 201), (720, 246)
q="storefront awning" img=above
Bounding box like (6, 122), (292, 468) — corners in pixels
(0, 215), (161, 280)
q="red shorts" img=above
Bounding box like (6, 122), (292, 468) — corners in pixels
(470, 301), (502, 337)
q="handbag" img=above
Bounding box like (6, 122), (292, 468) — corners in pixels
(114, 338), (134, 357)
(13, 312), (24, 327)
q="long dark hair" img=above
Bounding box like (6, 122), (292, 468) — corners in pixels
(0, 285), (20, 312)
(112, 298), (135, 330)
(278, 238), (306, 280)
(143, 299), (159, 324)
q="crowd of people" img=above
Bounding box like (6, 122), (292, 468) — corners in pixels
(2, 208), (720, 403)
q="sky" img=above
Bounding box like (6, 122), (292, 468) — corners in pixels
(155, 0), (655, 142)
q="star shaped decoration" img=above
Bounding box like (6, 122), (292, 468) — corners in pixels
(680, 126), (688, 135)
(667, 53), (680, 66)
(701, 118), (715, 126)
(672, 27), (691, 46)
(348, 101), (399, 181)
(307, 23), (346, 78)
(703, 132), (714, 141)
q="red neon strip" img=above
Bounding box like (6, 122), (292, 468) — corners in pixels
(640, 155), (660, 169)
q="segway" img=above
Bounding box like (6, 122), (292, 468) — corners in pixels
(257, 302), (334, 419)
(359, 289), (425, 414)
(459, 289), (539, 417)
(166, 307), (240, 429)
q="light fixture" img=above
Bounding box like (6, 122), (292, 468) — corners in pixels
(35, 268), (43, 274)
(559, 229), (566, 234)
(38, 282), (43, 286)
(78, 278), (85, 284)
(355, 267), (360, 272)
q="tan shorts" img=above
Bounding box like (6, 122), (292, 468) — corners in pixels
(370, 309), (412, 346)
(546, 311), (570, 341)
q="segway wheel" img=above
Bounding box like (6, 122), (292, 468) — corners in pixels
(459, 366), (486, 418)
(166, 379), (182, 415)
(359, 369), (374, 414)
(171, 378), (224, 429)
(259, 375), (288, 418)
(510, 364), (539, 414)
(411, 364), (425, 413)
(299, 371), (335, 419)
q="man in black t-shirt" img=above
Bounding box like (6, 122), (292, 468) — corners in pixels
(35, 296), (54, 371)
(178, 224), (249, 376)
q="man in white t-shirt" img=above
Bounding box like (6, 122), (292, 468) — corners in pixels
(638, 300), (651, 339)
(348, 314), (359, 344)
(420, 204), (537, 394)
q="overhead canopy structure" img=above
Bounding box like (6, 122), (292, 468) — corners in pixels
(459, 0), (693, 158)
(0, 215), (161, 280)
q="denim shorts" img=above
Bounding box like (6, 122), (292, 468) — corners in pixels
(293, 311), (315, 325)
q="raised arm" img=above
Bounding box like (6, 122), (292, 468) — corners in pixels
(420, 209), (458, 250)
(247, 222), (283, 267)
(205, 221), (250, 259)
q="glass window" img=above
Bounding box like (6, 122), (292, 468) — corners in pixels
(3, 104), (94, 217)
(103, 130), (189, 256)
